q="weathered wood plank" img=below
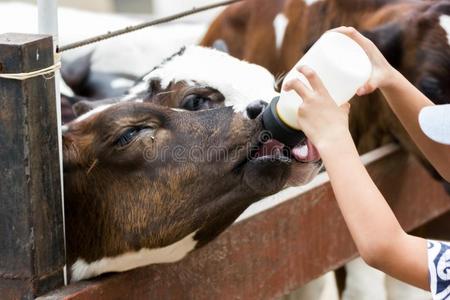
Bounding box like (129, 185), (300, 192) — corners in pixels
(413, 210), (450, 241)
(41, 150), (450, 300)
(0, 33), (64, 299)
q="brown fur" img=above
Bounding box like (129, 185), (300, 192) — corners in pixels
(202, 0), (287, 74)
(200, 0), (450, 166)
(63, 101), (314, 269)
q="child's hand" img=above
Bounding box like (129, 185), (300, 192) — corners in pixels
(283, 66), (351, 152)
(332, 26), (397, 96)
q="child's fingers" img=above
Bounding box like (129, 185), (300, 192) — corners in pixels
(356, 86), (367, 96)
(332, 26), (372, 53)
(297, 66), (328, 96)
(340, 102), (351, 115)
(332, 26), (366, 44)
(283, 78), (312, 100)
(356, 80), (377, 96)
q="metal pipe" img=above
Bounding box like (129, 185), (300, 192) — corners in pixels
(37, 0), (67, 285)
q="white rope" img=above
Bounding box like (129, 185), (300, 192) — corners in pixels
(0, 59), (61, 80)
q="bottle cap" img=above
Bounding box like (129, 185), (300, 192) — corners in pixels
(262, 96), (306, 148)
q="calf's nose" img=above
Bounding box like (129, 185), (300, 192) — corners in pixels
(246, 100), (268, 120)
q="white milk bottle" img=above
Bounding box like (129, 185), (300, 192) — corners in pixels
(262, 31), (372, 147)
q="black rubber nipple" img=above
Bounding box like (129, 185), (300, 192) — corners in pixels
(262, 96), (306, 148)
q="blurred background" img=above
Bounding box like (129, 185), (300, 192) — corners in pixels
(0, 0), (223, 83)
(0, 0), (222, 20)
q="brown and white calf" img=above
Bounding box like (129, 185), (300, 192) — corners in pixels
(201, 0), (450, 174)
(64, 46), (323, 281)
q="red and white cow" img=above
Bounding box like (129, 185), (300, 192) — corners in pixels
(201, 0), (450, 159)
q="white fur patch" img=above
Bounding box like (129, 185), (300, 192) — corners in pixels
(142, 46), (279, 113)
(61, 124), (69, 134)
(273, 13), (289, 50)
(110, 78), (135, 89)
(120, 93), (142, 102)
(72, 104), (113, 123)
(126, 81), (148, 98)
(304, 0), (323, 6)
(439, 15), (450, 46)
(60, 78), (74, 97)
(71, 231), (197, 281)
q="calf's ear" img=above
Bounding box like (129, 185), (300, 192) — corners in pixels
(362, 21), (404, 68)
(61, 50), (93, 93)
(73, 100), (95, 116)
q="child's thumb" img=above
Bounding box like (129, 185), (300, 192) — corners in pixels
(357, 80), (377, 96)
(340, 102), (351, 115)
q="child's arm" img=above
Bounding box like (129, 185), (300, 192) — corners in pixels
(284, 67), (429, 290)
(379, 72), (450, 181)
(335, 27), (450, 182)
(319, 128), (429, 290)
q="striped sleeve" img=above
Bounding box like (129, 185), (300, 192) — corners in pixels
(428, 240), (450, 300)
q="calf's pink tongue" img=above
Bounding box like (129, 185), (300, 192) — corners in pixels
(255, 139), (284, 157)
(291, 139), (320, 162)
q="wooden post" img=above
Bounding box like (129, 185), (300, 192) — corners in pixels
(0, 33), (64, 299)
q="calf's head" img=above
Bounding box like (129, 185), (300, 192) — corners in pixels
(121, 46), (322, 186)
(64, 101), (313, 281)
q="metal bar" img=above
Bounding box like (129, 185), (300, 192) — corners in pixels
(37, 0), (67, 285)
(58, 0), (243, 52)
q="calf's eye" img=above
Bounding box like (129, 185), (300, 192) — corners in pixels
(181, 94), (210, 111)
(116, 126), (153, 147)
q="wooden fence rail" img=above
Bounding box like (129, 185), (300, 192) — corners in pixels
(0, 33), (64, 299)
(40, 147), (450, 300)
